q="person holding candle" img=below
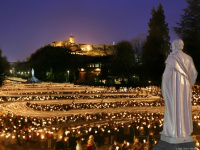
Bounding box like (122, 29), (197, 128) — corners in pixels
(111, 140), (121, 150)
(87, 135), (97, 150)
(76, 138), (82, 150)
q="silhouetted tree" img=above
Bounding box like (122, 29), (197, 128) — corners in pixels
(28, 46), (70, 82)
(174, 0), (200, 81)
(111, 41), (135, 84)
(0, 49), (10, 86)
(15, 61), (30, 78)
(131, 38), (144, 56)
(142, 4), (170, 83)
(130, 38), (144, 79)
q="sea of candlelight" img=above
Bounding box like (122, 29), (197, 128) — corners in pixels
(0, 79), (200, 149)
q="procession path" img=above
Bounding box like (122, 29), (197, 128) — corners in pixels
(0, 98), (200, 117)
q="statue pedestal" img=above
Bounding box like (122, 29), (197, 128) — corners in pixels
(152, 135), (195, 150)
(152, 140), (195, 150)
(160, 134), (193, 144)
(27, 76), (40, 83)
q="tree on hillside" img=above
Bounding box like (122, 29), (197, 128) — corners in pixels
(28, 46), (71, 82)
(142, 4), (170, 83)
(131, 38), (144, 55)
(174, 0), (200, 81)
(27, 45), (103, 83)
(131, 38), (144, 64)
(0, 49), (10, 86)
(111, 41), (135, 84)
(130, 38), (144, 82)
(15, 61), (30, 78)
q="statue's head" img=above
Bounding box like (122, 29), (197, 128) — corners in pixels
(172, 39), (184, 52)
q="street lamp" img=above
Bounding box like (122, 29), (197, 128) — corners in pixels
(67, 70), (70, 83)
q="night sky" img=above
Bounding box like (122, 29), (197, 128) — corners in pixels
(0, 0), (187, 62)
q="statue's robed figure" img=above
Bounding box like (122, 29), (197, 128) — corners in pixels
(161, 39), (198, 138)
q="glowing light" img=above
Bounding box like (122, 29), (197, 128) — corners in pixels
(95, 68), (101, 72)
(65, 131), (70, 135)
(64, 137), (69, 141)
(196, 141), (200, 147)
(41, 135), (45, 139)
(86, 45), (92, 51)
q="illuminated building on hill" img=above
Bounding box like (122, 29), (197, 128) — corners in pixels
(51, 36), (115, 56)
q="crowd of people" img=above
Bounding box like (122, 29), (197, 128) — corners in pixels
(0, 94), (151, 104)
(0, 111), (163, 149)
(2, 84), (161, 94)
(0, 83), (200, 149)
(24, 86), (200, 112)
(26, 99), (164, 112)
(0, 110), (200, 149)
(1, 85), (200, 106)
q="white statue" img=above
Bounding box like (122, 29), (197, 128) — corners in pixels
(161, 39), (198, 140)
(31, 68), (34, 77)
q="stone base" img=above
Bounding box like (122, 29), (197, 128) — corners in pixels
(27, 76), (40, 83)
(152, 140), (195, 150)
(161, 134), (194, 144)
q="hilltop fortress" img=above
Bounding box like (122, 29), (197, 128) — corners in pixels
(51, 36), (114, 56)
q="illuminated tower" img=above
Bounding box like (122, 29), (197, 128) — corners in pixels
(68, 36), (75, 44)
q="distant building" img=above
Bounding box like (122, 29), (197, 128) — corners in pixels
(51, 36), (115, 56)
(77, 63), (102, 84)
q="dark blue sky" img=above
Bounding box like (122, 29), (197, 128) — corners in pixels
(0, 0), (187, 61)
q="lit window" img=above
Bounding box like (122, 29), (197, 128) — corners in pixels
(95, 64), (99, 67)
